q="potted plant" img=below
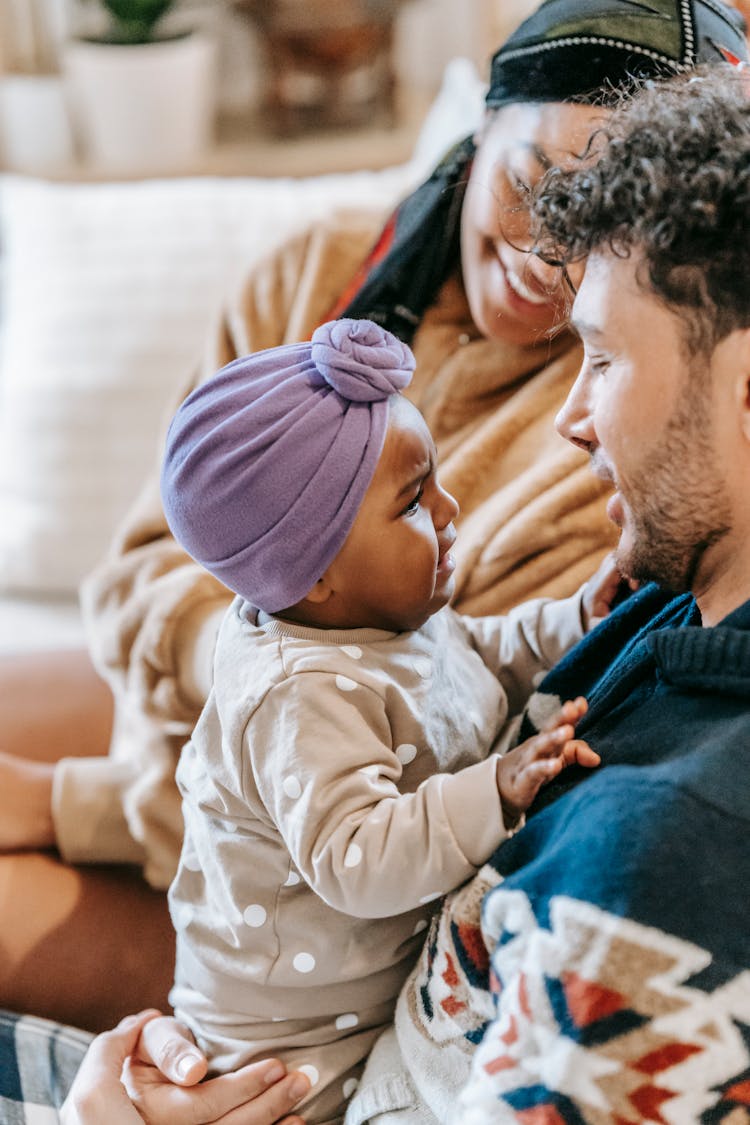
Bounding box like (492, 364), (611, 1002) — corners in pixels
(62, 0), (217, 172)
(84, 0), (176, 44)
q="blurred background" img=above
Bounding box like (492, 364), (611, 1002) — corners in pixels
(0, 0), (540, 177)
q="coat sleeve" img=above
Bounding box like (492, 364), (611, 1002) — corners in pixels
(247, 671), (514, 918)
(60, 221), (377, 888)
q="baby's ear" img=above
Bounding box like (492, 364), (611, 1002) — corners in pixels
(303, 576), (334, 605)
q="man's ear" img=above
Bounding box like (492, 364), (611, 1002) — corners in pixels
(739, 326), (750, 442)
(302, 575), (334, 606)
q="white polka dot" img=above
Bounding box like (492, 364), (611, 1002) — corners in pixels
(344, 844), (362, 868)
(243, 904), (267, 928)
(412, 918), (429, 935)
(336, 1013), (359, 1030)
(224, 819), (239, 833)
(458, 332), (471, 346)
(173, 903), (194, 930)
(298, 1064), (319, 1087)
(183, 851), (201, 872)
(293, 951), (316, 974)
(396, 743), (417, 765)
(343, 1077), (360, 1099)
(335, 674), (358, 692)
(359, 764), (380, 779)
(419, 891), (443, 905)
(413, 657), (432, 679)
(341, 645), (363, 660)
(284, 870), (301, 887)
(532, 670), (547, 687)
(283, 775), (302, 800)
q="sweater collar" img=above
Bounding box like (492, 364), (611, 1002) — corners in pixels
(649, 596), (750, 698)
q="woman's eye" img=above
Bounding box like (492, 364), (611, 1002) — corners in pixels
(506, 169), (532, 198)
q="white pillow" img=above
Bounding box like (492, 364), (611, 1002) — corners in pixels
(0, 168), (414, 595)
(0, 59), (484, 597)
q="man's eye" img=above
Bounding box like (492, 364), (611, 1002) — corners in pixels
(402, 486), (424, 516)
(588, 355), (610, 376)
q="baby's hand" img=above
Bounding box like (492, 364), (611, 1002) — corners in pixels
(496, 697), (599, 825)
(581, 552), (636, 630)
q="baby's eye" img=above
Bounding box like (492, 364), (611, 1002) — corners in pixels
(401, 486), (424, 517)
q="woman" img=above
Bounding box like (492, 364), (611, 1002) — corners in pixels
(0, 0), (745, 1048)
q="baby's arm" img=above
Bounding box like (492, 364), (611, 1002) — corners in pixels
(458, 554), (627, 717)
(249, 672), (533, 919)
(496, 697), (599, 826)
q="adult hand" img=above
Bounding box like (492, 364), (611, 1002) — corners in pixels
(124, 1014), (310, 1125)
(60, 1010), (161, 1124)
(0, 750), (55, 850)
(61, 1010), (309, 1125)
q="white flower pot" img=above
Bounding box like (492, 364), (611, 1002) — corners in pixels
(62, 32), (217, 173)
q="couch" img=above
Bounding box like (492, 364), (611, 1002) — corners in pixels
(0, 60), (484, 655)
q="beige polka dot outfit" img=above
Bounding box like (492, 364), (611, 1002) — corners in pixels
(169, 592), (585, 1123)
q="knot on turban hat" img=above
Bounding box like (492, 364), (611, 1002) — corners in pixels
(161, 319), (415, 614)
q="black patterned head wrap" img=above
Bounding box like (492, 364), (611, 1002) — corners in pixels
(336, 0), (748, 343)
(486, 0), (748, 109)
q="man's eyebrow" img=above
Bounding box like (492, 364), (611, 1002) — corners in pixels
(570, 316), (606, 342)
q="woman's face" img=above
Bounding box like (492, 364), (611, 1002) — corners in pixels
(461, 100), (606, 346)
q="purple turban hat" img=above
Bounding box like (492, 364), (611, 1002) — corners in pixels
(161, 319), (415, 613)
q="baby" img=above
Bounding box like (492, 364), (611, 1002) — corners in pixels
(161, 319), (613, 1124)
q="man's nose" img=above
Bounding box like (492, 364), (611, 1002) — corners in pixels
(556, 370), (595, 453)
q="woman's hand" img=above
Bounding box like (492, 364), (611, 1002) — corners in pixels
(0, 750), (55, 850)
(61, 1010), (161, 1125)
(61, 1010), (310, 1125)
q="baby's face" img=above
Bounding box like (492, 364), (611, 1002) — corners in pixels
(322, 396), (459, 632)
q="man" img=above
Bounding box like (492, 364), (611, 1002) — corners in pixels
(12, 63), (750, 1125)
(439, 64), (750, 1123)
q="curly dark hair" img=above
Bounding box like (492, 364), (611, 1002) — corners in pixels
(532, 65), (750, 353)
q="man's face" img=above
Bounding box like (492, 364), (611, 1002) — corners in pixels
(555, 251), (735, 595)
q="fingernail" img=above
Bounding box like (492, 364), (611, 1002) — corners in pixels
(118, 1014), (139, 1029)
(262, 1061), (286, 1085)
(290, 1074), (311, 1099)
(176, 1052), (202, 1080)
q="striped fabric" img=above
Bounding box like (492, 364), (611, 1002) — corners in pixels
(0, 1010), (92, 1123)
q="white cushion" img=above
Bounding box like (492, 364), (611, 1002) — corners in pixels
(0, 60), (485, 599)
(0, 167), (415, 594)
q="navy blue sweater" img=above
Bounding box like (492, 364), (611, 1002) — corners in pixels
(406, 586), (750, 1123)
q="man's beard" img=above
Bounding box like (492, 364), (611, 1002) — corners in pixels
(601, 387), (731, 594)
